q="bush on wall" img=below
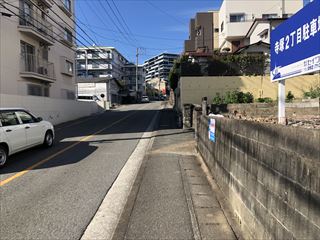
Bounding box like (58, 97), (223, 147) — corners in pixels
(212, 90), (254, 104)
(303, 85), (320, 99)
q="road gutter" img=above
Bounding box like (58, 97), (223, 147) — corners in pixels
(80, 107), (160, 240)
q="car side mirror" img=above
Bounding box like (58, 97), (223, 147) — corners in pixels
(37, 117), (43, 122)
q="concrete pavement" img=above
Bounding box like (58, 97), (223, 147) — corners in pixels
(112, 106), (239, 240)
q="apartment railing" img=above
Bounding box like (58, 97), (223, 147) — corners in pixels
(20, 53), (55, 80)
(19, 9), (54, 41)
(227, 14), (255, 23)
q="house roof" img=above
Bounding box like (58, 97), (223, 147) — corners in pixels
(245, 17), (288, 38)
(234, 41), (270, 54)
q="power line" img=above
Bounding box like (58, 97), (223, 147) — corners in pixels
(109, 0), (140, 45)
(4, 0), (118, 62)
(0, 1), (131, 72)
(97, 0), (136, 47)
(76, 20), (185, 41)
(144, 0), (186, 25)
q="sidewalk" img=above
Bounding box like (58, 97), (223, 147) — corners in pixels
(113, 108), (239, 240)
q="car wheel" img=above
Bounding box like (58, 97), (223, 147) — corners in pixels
(0, 145), (8, 168)
(43, 131), (54, 147)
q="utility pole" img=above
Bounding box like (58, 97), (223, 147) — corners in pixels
(136, 48), (139, 102)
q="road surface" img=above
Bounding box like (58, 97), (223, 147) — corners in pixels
(0, 102), (161, 240)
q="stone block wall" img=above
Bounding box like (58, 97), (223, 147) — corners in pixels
(196, 115), (320, 239)
(210, 100), (320, 118)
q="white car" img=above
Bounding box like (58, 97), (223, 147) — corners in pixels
(0, 108), (54, 167)
(141, 96), (150, 103)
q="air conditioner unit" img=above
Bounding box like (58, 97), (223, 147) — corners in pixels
(38, 67), (48, 75)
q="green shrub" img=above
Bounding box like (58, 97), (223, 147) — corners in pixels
(213, 91), (254, 104)
(286, 91), (295, 102)
(256, 97), (273, 103)
(303, 86), (320, 99)
(212, 93), (224, 105)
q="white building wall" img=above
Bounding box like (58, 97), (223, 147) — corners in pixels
(0, 0), (101, 123)
(219, 0), (303, 50)
(249, 22), (271, 44)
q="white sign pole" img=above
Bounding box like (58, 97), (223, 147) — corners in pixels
(278, 80), (286, 124)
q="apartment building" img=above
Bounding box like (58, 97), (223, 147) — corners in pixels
(76, 46), (129, 81)
(123, 63), (145, 95)
(144, 53), (179, 82)
(0, 0), (76, 100)
(75, 47), (148, 103)
(218, 0), (303, 52)
(184, 11), (219, 54)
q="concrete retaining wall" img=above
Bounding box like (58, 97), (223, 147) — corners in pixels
(196, 115), (320, 239)
(180, 75), (320, 108)
(0, 94), (103, 125)
(210, 99), (320, 118)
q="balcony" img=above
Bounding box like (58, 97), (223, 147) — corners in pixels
(87, 64), (112, 70)
(224, 14), (255, 40)
(57, 0), (72, 17)
(38, 0), (54, 8)
(20, 54), (55, 82)
(18, 10), (54, 45)
(87, 53), (112, 60)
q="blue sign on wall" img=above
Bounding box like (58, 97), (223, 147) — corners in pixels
(208, 118), (216, 142)
(270, 0), (320, 82)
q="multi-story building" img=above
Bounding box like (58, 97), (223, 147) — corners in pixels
(0, 0), (76, 100)
(218, 0), (303, 52)
(76, 47), (147, 104)
(76, 46), (129, 81)
(184, 11), (219, 54)
(144, 53), (179, 82)
(123, 63), (145, 95)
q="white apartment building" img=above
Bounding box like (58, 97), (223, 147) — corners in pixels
(0, 0), (76, 99)
(144, 53), (179, 82)
(76, 47), (129, 81)
(0, 0), (101, 124)
(76, 47), (147, 103)
(218, 0), (303, 52)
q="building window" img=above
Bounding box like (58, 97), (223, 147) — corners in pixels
(262, 13), (278, 19)
(61, 57), (73, 76)
(64, 28), (73, 43)
(19, 0), (32, 25)
(221, 21), (224, 32)
(214, 28), (219, 33)
(66, 60), (73, 74)
(63, 0), (71, 12)
(28, 84), (49, 97)
(230, 13), (245, 22)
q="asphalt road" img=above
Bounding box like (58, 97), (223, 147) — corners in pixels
(0, 102), (162, 240)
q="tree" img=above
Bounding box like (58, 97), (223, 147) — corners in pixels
(169, 56), (202, 90)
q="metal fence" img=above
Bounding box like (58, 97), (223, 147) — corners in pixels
(19, 9), (54, 41)
(20, 53), (55, 79)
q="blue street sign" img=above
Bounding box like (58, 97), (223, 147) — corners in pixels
(270, 0), (320, 82)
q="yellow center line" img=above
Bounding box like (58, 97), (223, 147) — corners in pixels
(0, 105), (149, 187)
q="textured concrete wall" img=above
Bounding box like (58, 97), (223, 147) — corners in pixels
(196, 115), (320, 239)
(0, 94), (103, 125)
(180, 75), (320, 107)
(210, 99), (320, 117)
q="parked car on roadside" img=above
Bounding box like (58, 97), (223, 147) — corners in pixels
(141, 96), (150, 103)
(0, 108), (55, 167)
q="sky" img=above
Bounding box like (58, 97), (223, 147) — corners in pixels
(75, 0), (223, 63)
